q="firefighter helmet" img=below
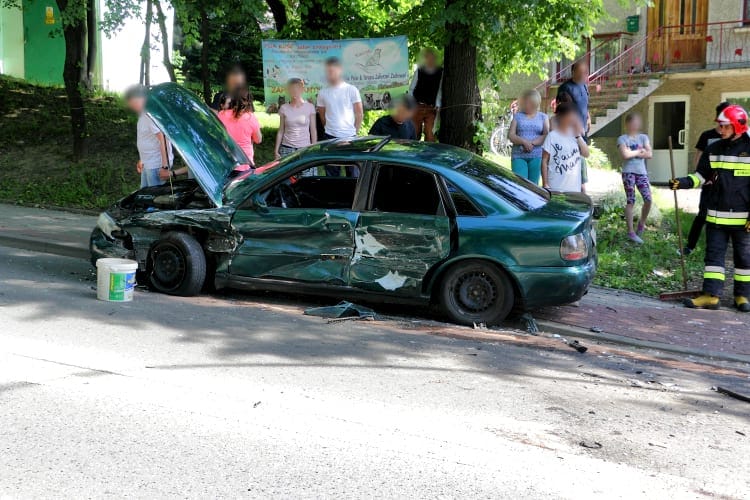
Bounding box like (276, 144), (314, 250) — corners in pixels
(715, 105), (749, 135)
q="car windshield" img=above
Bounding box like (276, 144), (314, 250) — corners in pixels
(456, 156), (549, 211)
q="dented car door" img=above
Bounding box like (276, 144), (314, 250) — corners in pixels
(230, 208), (358, 285)
(350, 213), (451, 295)
(349, 163), (451, 295)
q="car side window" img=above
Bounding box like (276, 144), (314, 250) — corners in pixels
(260, 163), (360, 210)
(444, 180), (483, 216)
(370, 164), (445, 216)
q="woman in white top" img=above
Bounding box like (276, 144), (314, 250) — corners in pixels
(274, 78), (317, 159)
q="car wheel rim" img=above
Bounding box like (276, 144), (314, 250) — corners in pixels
(152, 243), (187, 291)
(452, 271), (498, 314)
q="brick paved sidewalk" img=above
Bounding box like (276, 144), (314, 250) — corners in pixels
(534, 286), (750, 358)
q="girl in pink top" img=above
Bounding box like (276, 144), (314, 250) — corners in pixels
(274, 78), (317, 159)
(218, 90), (262, 168)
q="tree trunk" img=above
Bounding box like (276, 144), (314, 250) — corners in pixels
(438, 7), (482, 152)
(199, 8), (211, 103)
(57, 0), (88, 160)
(265, 0), (287, 32)
(153, 0), (176, 82)
(85, 0), (97, 89)
(140, 0), (153, 86)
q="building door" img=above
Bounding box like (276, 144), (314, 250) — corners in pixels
(648, 95), (690, 183)
(647, 0), (708, 68)
(22, 0), (65, 84)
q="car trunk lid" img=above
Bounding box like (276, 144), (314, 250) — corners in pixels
(537, 192), (594, 231)
(146, 83), (250, 207)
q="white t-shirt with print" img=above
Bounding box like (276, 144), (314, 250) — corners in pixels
(542, 130), (582, 192)
(317, 82), (362, 138)
(137, 114), (173, 170)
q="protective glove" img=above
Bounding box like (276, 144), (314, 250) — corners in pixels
(670, 177), (693, 190)
(669, 178), (681, 190)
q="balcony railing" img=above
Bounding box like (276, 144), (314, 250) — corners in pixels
(537, 19), (750, 101)
(650, 20), (750, 70)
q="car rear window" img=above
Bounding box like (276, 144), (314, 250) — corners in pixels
(456, 157), (549, 211)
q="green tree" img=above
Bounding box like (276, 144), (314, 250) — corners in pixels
(395, 0), (606, 151)
(285, 0), (608, 151)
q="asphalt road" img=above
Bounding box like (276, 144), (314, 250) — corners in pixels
(1, 245), (749, 499)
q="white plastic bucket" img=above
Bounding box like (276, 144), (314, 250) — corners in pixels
(96, 258), (138, 302)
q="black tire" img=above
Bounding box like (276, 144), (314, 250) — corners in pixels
(148, 232), (206, 296)
(438, 260), (515, 326)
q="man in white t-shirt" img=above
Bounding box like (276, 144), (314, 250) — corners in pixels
(125, 85), (173, 188)
(541, 102), (589, 193)
(316, 57), (363, 176)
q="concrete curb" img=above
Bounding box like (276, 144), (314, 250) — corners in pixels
(536, 319), (750, 365)
(0, 234), (89, 261)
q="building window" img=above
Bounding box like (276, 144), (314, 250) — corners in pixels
(722, 92), (750, 111)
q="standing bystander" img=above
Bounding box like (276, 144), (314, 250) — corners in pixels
(125, 84), (173, 188)
(317, 57), (363, 176)
(617, 112), (653, 244)
(218, 89), (262, 170)
(541, 103), (589, 193)
(408, 48), (443, 142)
(210, 65), (247, 112)
(508, 89), (549, 184)
(556, 61), (591, 189)
(274, 78), (317, 159)
(369, 95), (417, 139)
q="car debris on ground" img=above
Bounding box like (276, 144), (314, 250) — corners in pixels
(304, 301), (376, 322)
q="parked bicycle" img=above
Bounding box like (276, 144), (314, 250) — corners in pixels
(489, 100), (518, 156)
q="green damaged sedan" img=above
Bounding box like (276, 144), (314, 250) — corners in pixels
(91, 83), (596, 325)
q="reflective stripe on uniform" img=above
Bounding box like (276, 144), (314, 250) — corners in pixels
(704, 272), (726, 280)
(705, 209), (749, 226)
(688, 173), (703, 187)
(735, 170), (750, 176)
(704, 265), (726, 281)
(709, 155), (750, 169)
(736, 269), (750, 282)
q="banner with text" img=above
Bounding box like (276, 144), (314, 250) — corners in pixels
(261, 36), (410, 112)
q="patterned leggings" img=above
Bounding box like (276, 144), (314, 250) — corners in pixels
(621, 173), (652, 205)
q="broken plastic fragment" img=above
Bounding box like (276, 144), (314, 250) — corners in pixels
(304, 301), (376, 320)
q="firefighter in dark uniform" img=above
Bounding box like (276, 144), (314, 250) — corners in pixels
(671, 104), (750, 312)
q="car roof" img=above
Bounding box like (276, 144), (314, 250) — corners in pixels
(310, 136), (474, 171)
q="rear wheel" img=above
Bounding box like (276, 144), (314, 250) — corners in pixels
(438, 260), (515, 326)
(148, 232), (206, 296)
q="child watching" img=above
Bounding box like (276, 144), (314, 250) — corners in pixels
(541, 102), (589, 193)
(617, 112), (653, 244)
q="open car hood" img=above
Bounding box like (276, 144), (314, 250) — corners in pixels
(145, 83), (250, 207)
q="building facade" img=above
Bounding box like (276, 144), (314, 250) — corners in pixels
(536, 0), (750, 182)
(0, 0), (173, 91)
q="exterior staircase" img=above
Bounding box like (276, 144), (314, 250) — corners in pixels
(537, 33), (665, 135)
(587, 73), (663, 135)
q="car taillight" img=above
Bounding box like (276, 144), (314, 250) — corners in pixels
(560, 234), (588, 261)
